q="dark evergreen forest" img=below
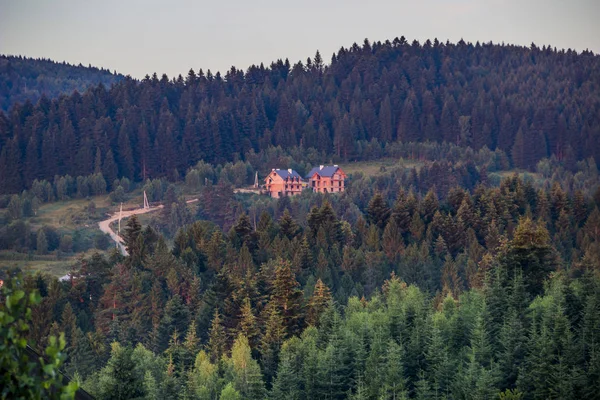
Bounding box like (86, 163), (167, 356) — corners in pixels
(1, 38), (600, 400)
(0, 54), (123, 112)
(4, 175), (600, 399)
(1, 38), (599, 194)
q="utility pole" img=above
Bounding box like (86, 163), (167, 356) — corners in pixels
(118, 203), (123, 234)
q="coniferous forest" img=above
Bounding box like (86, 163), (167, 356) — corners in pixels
(1, 38), (600, 400)
(0, 55), (123, 112)
(1, 39), (599, 194)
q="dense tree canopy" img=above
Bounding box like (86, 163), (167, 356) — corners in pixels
(5, 170), (599, 399)
(1, 38), (599, 194)
(0, 55), (123, 111)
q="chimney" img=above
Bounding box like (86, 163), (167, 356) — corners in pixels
(288, 168), (292, 174)
(319, 165), (324, 170)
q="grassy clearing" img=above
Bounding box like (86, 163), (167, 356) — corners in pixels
(340, 158), (423, 177)
(0, 249), (107, 277)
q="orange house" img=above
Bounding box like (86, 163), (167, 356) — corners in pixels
(264, 169), (304, 198)
(305, 165), (347, 193)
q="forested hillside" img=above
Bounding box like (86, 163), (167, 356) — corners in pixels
(2, 38), (600, 399)
(4, 173), (600, 399)
(0, 55), (123, 112)
(1, 38), (599, 194)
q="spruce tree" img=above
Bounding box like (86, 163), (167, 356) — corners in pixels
(36, 228), (48, 255)
(307, 279), (332, 326)
(367, 193), (391, 230)
(270, 344), (301, 400)
(382, 218), (404, 263)
(208, 309), (227, 363)
(271, 260), (304, 336)
(279, 209), (300, 240)
(229, 335), (266, 400)
(239, 297), (259, 348)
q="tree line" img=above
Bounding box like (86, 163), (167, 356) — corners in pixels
(1, 38), (599, 194)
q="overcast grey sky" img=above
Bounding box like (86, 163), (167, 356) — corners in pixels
(1, 0), (598, 79)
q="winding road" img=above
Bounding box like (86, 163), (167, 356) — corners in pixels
(98, 204), (165, 256)
(59, 198), (198, 281)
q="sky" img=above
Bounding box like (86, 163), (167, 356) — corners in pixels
(1, 0), (599, 79)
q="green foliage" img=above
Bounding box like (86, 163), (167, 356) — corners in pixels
(0, 274), (78, 399)
(3, 168), (600, 399)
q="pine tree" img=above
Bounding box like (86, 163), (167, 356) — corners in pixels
(381, 340), (408, 400)
(421, 190), (439, 223)
(279, 209), (300, 240)
(367, 193), (391, 230)
(229, 335), (266, 400)
(182, 321), (200, 369)
(379, 95), (393, 142)
(103, 148), (119, 188)
(96, 343), (144, 400)
(36, 228), (48, 255)
(271, 260), (304, 336)
(208, 309), (227, 362)
(382, 217), (404, 263)
(117, 123), (135, 180)
(239, 297), (259, 348)
(190, 350), (219, 399)
(294, 235), (313, 272)
(392, 190), (412, 234)
(499, 217), (554, 296)
(219, 383), (241, 400)
(511, 128), (526, 169)
(409, 212), (425, 242)
(157, 294), (190, 353)
(307, 279), (332, 326)
(270, 343), (301, 399)
(60, 302), (77, 348)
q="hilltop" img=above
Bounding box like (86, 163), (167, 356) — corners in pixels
(0, 54), (124, 111)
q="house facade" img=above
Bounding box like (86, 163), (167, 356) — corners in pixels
(305, 165), (347, 194)
(264, 169), (304, 198)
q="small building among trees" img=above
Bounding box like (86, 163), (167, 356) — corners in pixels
(305, 165), (347, 194)
(264, 169), (304, 198)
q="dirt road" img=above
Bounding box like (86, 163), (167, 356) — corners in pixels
(59, 198), (198, 281)
(98, 198), (199, 256)
(98, 205), (164, 256)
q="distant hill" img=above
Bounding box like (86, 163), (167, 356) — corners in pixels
(0, 55), (124, 111)
(0, 38), (599, 194)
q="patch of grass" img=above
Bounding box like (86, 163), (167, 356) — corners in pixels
(0, 249), (107, 277)
(340, 158), (423, 177)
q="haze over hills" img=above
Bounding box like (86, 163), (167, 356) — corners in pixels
(0, 37), (599, 195)
(0, 54), (123, 112)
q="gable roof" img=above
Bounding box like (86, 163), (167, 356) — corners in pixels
(269, 169), (302, 180)
(305, 165), (343, 179)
